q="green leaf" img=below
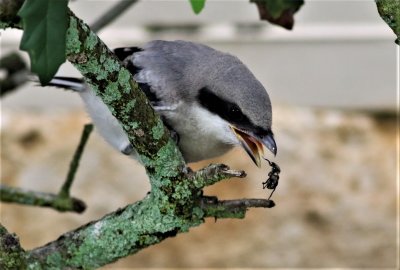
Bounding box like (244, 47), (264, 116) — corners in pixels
(18, 0), (68, 85)
(251, 0), (304, 30)
(189, 0), (206, 14)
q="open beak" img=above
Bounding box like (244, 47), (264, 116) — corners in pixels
(230, 126), (277, 167)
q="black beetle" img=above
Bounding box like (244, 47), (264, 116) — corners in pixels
(262, 158), (281, 200)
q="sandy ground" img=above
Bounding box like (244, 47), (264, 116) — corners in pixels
(0, 105), (397, 268)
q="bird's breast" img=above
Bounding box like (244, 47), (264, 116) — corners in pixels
(178, 132), (233, 163)
(161, 104), (238, 163)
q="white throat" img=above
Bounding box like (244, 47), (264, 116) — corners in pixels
(161, 103), (239, 163)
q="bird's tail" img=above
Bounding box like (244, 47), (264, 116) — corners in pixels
(47, 77), (86, 92)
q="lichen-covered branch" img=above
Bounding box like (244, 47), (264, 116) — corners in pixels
(26, 188), (272, 269)
(375, 0), (400, 45)
(27, 195), (178, 269)
(0, 2), (272, 269)
(0, 185), (86, 213)
(0, 224), (26, 270)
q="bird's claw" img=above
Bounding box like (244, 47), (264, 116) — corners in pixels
(121, 144), (134, 155)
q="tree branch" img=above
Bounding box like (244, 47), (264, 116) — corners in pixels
(26, 191), (273, 269)
(0, 185), (86, 213)
(27, 195), (175, 269)
(90, 0), (139, 33)
(200, 196), (275, 219)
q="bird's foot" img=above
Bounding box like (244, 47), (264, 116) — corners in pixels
(182, 166), (193, 175)
(121, 144), (134, 155)
(170, 129), (180, 144)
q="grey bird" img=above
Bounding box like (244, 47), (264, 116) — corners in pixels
(49, 40), (277, 166)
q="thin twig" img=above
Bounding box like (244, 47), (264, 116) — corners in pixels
(215, 198), (275, 208)
(0, 185), (86, 213)
(58, 124), (93, 198)
(200, 196), (275, 219)
(90, 0), (139, 33)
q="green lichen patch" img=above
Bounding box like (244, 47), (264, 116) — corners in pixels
(120, 123), (140, 142)
(141, 139), (184, 181)
(61, 203), (142, 268)
(55, 195), (195, 269)
(151, 120), (165, 140)
(172, 184), (192, 201)
(104, 57), (120, 73)
(125, 99), (136, 111)
(84, 30), (98, 50)
(65, 17), (81, 54)
(0, 225), (26, 270)
(102, 81), (121, 104)
(117, 69), (131, 89)
(79, 56), (107, 81)
(45, 252), (62, 269)
(203, 204), (246, 219)
(191, 206), (205, 219)
(99, 53), (106, 64)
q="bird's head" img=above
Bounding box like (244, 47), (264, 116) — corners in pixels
(196, 56), (277, 167)
(130, 40), (276, 166)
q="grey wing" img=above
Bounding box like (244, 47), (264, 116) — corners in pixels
(117, 40), (230, 110)
(114, 43), (186, 110)
(113, 46), (163, 109)
(131, 40), (221, 106)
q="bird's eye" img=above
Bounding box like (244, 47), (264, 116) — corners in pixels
(229, 105), (243, 120)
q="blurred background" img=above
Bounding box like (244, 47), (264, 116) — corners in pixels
(0, 0), (398, 268)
